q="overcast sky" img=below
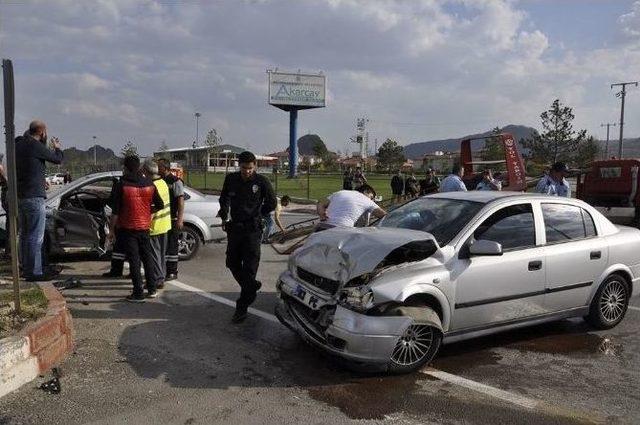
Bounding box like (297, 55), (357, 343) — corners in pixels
(1, 0), (639, 156)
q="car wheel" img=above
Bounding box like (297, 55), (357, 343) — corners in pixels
(586, 274), (630, 330)
(178, 226), (200, 261)
(386, 306), (443, 374)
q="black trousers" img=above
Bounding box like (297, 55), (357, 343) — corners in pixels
(120, 229), (155, 296)
(110, 229), (126, 275)
(166, 224), (179, 276)
(226, 227), (261, 311)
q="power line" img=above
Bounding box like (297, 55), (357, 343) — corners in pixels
(611, 81), (638, 158)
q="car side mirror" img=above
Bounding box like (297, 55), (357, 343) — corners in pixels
(469, 240), (503, 256)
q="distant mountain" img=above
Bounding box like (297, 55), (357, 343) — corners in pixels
(62, 145), (119, 163)
(403, 125), (538, 159)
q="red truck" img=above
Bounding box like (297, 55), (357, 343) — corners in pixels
(460, 133), (527, 191)
(576, 159), (640, 225)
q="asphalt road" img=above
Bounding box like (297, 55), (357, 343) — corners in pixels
(1, 213), (639, 424)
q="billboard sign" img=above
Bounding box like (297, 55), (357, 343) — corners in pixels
(268, 71), (326, 108)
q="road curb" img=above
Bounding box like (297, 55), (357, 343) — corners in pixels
(0, 282), (75, 398)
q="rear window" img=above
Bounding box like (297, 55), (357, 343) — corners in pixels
(599, 167), (622, 178)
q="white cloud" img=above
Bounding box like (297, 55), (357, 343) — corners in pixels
(0, 0), (638, 156)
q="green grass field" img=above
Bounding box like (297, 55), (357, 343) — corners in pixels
(183, 171), (395, 201)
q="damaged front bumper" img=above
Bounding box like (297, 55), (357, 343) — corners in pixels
(275, 271), (412, 364)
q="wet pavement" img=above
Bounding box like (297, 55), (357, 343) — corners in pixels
(1, 230), (639, 424)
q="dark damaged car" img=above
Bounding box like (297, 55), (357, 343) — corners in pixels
(276, 192), (640, 373)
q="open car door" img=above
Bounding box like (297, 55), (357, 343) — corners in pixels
(52, 191), (105, 249)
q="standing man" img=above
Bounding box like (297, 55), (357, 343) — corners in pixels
(353, 166), (367, 189)
(219, 151), (277, 323)
(108, 155), (164, 302)
(157, 158), (185, 281)
(404, 172), (419, 199)
(440, 164), (467, 193)
(342, 167), (354, 190)
(143, 158), (171, 290)
(390, 170), (404, 203)
(476, 169), (502, 191)
(419, 168), (440, 196)
(16, 120), (63, 281)
(536, 162), (571, 197)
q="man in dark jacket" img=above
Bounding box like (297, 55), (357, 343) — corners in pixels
(390, 170), (404, 204)
(16, 120), (63, 281)
(108, 155), (164, 302)
(219, 151), (277, 323)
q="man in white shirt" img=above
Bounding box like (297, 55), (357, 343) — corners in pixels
(317, 184), (386, 227)
(440, 164), (468, 192)
(536, 162), (571, 197)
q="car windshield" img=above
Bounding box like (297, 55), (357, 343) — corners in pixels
(377, 198), (484, 246)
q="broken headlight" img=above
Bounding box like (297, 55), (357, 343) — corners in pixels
(339, 286), (374, 312)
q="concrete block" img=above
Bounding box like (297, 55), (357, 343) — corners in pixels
(0, 355), (38, 399)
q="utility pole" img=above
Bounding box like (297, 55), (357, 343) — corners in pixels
(600, 123), (616, 159)
(611, 81), (638, 158)
(92, 135), (97, 165)
(194, 112), (201, 146)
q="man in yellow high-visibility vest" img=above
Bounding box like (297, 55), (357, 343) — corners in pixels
(143, 158), (171, 292)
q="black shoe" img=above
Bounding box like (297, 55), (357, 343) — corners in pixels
(102, 271), (123, 278)
(156, 281), (165, 289)
(126, 294), (145, 303)
(231, 309), (248, 324)
(146, 290), (158, 299)
(165, 273), (177, 282)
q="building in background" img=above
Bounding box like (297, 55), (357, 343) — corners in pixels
(154, 144), (277, 172)
(422, 151), (459, 174)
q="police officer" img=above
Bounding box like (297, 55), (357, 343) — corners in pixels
(219, 151), (276, 323)
(536, 162), (571, 197)
(143, 158), (171, 290)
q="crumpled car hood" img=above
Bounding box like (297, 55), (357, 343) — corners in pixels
(293, 226), (439, 284)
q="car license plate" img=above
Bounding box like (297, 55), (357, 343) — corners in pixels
(294, 285), (307, 301)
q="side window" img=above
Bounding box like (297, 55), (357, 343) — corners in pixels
(583, 209), (597, 237)
(542, 203), (596, 243)
(474, 204), (536, 250)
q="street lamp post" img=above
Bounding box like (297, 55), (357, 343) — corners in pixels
(92, 135), (97, 166)
(194, 112), (201, 146)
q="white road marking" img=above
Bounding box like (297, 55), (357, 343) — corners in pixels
(167, 278), (545, 410)
(168, 279), (280, 324)
(629, 306), (640, 312)
(422, 369), (539, 409)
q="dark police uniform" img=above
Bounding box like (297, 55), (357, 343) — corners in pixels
(219, 172), (276, 314)
(163, 172), (184, 279)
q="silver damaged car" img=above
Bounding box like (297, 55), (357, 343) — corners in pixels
(275, 192), (640, 373)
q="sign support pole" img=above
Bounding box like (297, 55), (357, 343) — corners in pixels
(288, 109), (298, 178)
(2, 59), (20, 314)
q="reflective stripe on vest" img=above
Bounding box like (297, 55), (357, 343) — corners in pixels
(150, 179), (172, 236)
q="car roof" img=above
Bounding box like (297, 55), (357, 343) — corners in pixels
(426, 191), (591, 206)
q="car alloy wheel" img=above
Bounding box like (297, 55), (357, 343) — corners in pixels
(391, 324), (435, 367)
(177, 226), (200, 260)
(599, 279), (627, 323)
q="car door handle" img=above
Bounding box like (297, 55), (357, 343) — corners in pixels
(590, 251), (601, 260)
(528, 260), (542, 271)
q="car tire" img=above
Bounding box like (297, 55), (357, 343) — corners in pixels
(585, 274), (630, 330)
(386, 306), (443, 374)
(178, 225), (201, 261)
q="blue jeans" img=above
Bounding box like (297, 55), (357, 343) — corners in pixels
(19, 197), (46, 277)
(261, 214), (274, 243)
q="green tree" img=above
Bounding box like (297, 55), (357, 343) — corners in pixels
(482, 126), (504, 161)
(574, 135), (601, 168)
(377, 138), (405, 171)
(121, 140), (138, 157)
(205, 128), (221, 171)
(522, 99), (588, 165)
